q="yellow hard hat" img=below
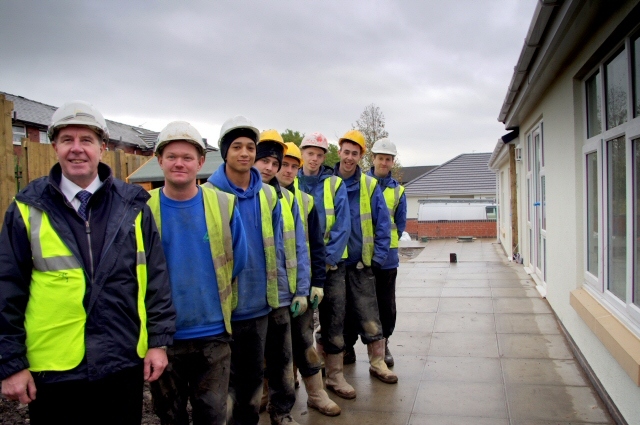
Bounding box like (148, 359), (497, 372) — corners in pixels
(339, 129), (366, 153)
(259, 129), (288, 155)
(284, 142), (303, 165)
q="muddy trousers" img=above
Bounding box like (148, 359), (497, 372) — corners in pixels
(28, 364), (143, 425)
(373, 266), (398, 338)
(150, 338), (231, 425)
(318, 262), (347, 354)
(265, 306), (296, 418)
(344, 265), (385, 348)
(229, 315), (269, 425)
(291, 304), (322, 378)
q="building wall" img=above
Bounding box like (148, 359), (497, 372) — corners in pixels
(512, 2), (640, 422)
(405, 219), (496, 239)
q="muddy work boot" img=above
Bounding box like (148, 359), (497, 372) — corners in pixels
(324, 352), (356, 399)
(384, 338), (394, 367)
(367, 339), (398, 384)
(270, 413), (300, 425)
(342, 345), (356, 364)
(302, 372), (341, 416)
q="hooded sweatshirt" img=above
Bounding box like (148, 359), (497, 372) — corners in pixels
(367, 168), (407, 269)
(334, 164), (391, 267)
(297, 165), (350, 266)
(208, 164), (284, 321)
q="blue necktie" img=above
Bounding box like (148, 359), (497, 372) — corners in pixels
(76, 190), (92, 221)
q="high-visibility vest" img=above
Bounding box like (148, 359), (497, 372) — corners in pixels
(15, 201), (148, 372)
(358, 174), (378, 266)
(279, 188), (297, 294)
(148, 186), (237, 334)
(321, 176), (348, 259)
(203, 182), (280, 308)
(293, 178), (314, 262)
(383, 185), (405, 249)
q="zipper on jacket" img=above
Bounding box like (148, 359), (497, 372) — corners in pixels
(85, 210), (94, 281)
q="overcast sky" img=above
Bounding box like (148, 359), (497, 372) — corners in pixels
(1, 0), (537, 166)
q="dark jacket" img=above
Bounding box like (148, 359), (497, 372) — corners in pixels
(0, 163), (175, 382)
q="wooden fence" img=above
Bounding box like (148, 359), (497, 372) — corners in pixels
(0, 94), (150, 216)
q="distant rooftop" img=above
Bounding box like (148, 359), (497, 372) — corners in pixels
(404, 152), (495, 196)
(399, 165), (437, 185)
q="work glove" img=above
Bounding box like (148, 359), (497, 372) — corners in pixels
(290, 296), (308, 318)
(310, 286), (324, 309)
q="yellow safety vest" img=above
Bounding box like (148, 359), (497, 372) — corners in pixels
(203, 182), (280, 308)
(280, 188), (297, 293)
(322, 176), (348, 259)
(15, 201), (148, 372)
(359, 174), (378, 266)
(148, 187), (237, 334)
(383, 185), (405, 249)
(293, 178), (314, 262)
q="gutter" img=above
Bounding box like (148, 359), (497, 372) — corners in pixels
(498, 0), (561, 125)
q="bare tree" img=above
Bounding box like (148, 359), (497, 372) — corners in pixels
(354, 104), (389, 171)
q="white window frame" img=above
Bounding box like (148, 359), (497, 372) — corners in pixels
(582, 32), (640, 333)
(39, 130), (50, 144)
(12, 124), (26, 145)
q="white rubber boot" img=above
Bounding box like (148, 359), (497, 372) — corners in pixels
(302, 372), (341, 416)
(324, 352), (356, 399)
(367, 339), (398, 384)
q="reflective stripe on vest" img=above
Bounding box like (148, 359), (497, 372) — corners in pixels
(322, 176), (348, 259)
(15, 201), (147, 372)
(383, 185), (405, 249)
(293, 178), (313, 262)
(280, 188), (297, 293)
(359, 174), (377, 266)
(148, 186), (237, 334)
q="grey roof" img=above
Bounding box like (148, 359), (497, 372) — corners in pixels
(399, 165), (437, 185)
(2, 92), (157, 150)
(127, 151), (225, 183)
(404, 152), (495, 196)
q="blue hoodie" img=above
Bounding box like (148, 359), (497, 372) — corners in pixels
(297, 165), (350, 266)
(367, 168), (407, 269)
(208, 164), (284, 321)
(335, 164), (391, 267)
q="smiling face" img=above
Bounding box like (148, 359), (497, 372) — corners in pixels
(277, 156), (300, 187)
(373, 153), (395, 178)
(301, 146), (325, 175)
(254, 156), (280, 183)
(53, 126), (105, 188)
(157, 140), (204, 189)
(225, 137), (256, 174)
(338, 140), (362, 177)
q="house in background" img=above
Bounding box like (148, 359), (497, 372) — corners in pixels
(4, 92), (158, 156)
(498, 0), (640, 422)
(397, 164), (437, 185)
(403, 152), (496, 239)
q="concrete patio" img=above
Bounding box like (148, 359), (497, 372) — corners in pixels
(259, 238), (615, 425)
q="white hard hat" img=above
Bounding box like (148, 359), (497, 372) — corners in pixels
(371, 138), (397, 156)
(218, 116), (260, 148)
(300, 132), (329, 152)
(155, 121), (206, 156)
(48, 100), (110, 142)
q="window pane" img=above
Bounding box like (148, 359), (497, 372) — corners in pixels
(605, 49), (628, 129)
(587, 72), (602, 137)
(12, 125), (25, 144)
(542, 175), (546, 230)
(634, 139), (639, 308)
(587, 152), (599, 275)
(39, 131), (50, 144)
(607, 136), (627, 301)
(634, 36), (640, 117)
(527, 134), (531, 172)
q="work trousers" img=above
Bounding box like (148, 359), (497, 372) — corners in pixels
(150, 338), (231, 425)
(344, 265), (385, 348)
(373, 266), (398, 338)
(291, 304), (322, 378)
(265, 306), (296, 418)
(318, 262), (346, 354)
(28, 364), (143, 425)
(229, 314), (269, 425)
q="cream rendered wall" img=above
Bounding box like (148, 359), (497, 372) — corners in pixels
(406, 196), (420, 220)
(513, 3), (640, 422)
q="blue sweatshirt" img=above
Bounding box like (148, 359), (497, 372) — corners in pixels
(334, 165), (391, 267)
(208, 164), (284, 321)
(159, 187), (247, 339)
(367, 168), (407, 269)
(297, 165), (350, 266)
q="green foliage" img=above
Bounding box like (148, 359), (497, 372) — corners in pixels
(281, 129), (304, 146)
(323, 143), (340, 167)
